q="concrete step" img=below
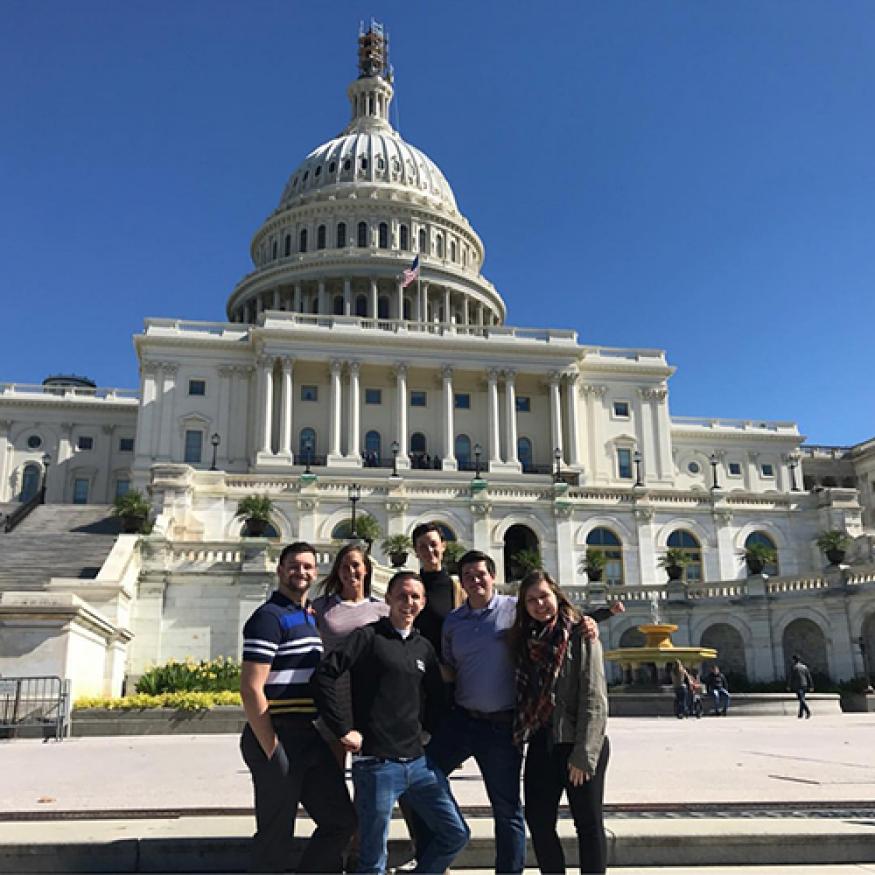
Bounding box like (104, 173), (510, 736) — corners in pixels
(13, 504), (117, 534)
(1, 813), (874, 872)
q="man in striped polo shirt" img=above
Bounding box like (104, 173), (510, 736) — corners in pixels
(240, 541), (355, 873)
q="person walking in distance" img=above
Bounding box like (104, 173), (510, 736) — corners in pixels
(239, 541), (355, 873)
(789, 654), (814, 718)
(511, 570), (609, 875)
(315, 571), (470, 875)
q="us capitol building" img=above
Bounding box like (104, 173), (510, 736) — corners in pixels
(1, 24), (874, 698)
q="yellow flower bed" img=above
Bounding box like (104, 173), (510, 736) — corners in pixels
(74, 690), (242, 712)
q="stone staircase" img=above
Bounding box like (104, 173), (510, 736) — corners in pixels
(0, 504), (120, 591)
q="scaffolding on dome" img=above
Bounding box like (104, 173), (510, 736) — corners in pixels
(358, 19), (391, 80)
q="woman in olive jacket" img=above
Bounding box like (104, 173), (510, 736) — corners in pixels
(511, 570), (609, 875)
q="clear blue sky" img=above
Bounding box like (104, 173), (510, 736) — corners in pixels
(2, 1), (873, 446)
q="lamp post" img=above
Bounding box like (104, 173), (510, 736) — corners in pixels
(348, 483), (361, 536)
(553, 447), (562, 483)
(709, 452), (720, 490)
(304, 438), (313, 474)
(633, 450), (643, 487)
(210, 433), (220, 471)
(788, 454), (800, 492)
(473, 443), (482, 479)
(391, 440), (400, 477)
(40, 452), (51, 503)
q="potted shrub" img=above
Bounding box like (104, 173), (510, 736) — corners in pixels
(442, 541), (466, 576)
(579, 548), (606, 582)
(511, 548), (543, 580)
(816, 529), (851, 566)
(112, 489), (150, 534)
(658, 548), (689, 582)
(350, 514), (382, 553)
(235, 495), (273, 537)
(740, 541), (776, 576)
(381, 533), (413, 568)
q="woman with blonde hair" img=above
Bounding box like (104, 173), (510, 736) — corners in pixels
(510, 570), (609, 875)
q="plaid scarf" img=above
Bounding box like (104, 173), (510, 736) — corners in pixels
(513, 609), (575, 748)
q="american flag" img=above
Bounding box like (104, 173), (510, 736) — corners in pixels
(401, 255), (420, 288)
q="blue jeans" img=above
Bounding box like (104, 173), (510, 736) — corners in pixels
(418, 708), (525, 874)
(712, 688), (731, 714)
(352, 755), (469, 875)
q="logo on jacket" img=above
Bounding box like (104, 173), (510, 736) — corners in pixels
(416, 659), (425, 672)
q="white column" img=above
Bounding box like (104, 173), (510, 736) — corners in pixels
(343, 278), (352, 316)
(369, 278), (378, 320)
(503, 370), (519, 467)
(101, 424), (116, 502)
(157, 363), (177, 460)
(421, 282), (429, 323)
(216, 366), (233, 468)
(257, 356), (274, 457)
(548, 371), (564, 465)
(280, 357), (294, 460)
(487, 369), (501, 466)
(396, 280), (404, 321)
(347, 361), (361, 461)
(413, 284), (421, 322)
(135, 363), (159, 466)
(462, 296), (470, 327)
(293, 283), (302, 312)
(564, 373), (582, 469)
(272, 288), (280, 310)
(0, 420), (10, 502)
(582, 384), (607, 482)
(441, 366), (457, 470)
(54, 423), (73, 503)
(318, 281), (327, 314)
(394, 363), (410, 469)
(443, 288), (451, 325)
(650, 388), (671, 482)
(328, 359), (344, 463)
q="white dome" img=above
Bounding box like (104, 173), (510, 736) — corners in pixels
(278, 130), (459, 214)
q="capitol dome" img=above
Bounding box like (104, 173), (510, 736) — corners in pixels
(226, 23), (505, 328)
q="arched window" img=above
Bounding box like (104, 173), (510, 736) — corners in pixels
(357, 222), (368, 247)
(436, 235), (444, 258)
(450, 240), (457, 262)
(586, 527), (624, 586)
(418, 228), (427, 253)
(378, 296), (390, 319)
(744, 531), (779, 576)
(455, 434), (471, 469)
(365, 430), (381, 463)
(284, 234), (291, 257)
(299, 428), (316, 458)
(336, 222), (347, 248)
(333, 295), (344, 315)
(299, 228), (307, 253)
(317, 225), (326, 250)
(378, 222), (389, 249)
(399, 224), (409, 250)
(518, 437), (533, 472)
(20, 463), (41, 502)
(355, 294), (368, 317)
(271, 240), (277, 259)
(667, 529), (703, 583)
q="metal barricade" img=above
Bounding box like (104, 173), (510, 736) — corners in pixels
(0, 675), (71, 741)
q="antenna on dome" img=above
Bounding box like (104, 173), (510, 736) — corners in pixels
(357, 18), (390, 80)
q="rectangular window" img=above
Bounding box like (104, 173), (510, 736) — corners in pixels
(77, 436), (94, 451)
(72, 478), (89, 504)
(301, 385), (318, 402)
(761, 463), (775, 477)
(115, 479), (130, 498)
(188, 379), (206, 396)
(184, 430), (203, 464)
(613, 401), (630, 418)
(119, 437), (135, 452)
(410, 390), (427, 407)
(454, 393), (470, 409)
(617, 447), (633, 479)
(728, 462), (742, 477)
(516, 396), (531, 412)
(365, 388), (382, 405)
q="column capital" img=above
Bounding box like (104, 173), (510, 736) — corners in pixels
(101, 424), (116, 435)
(280, 356), (295, 372)
(218, 365), (236, 378)
(393, 362), (408, 380)
(158, 361), (179, 376)
(581, 383), (607, 398)
(330, 359), (344, 376)
(501, 368), (516, 382)
(441, 365), (454, 381)
(256, 354), (274, 369)
(562, 371), (580, 386)
(141, 361), (160, 377)
(547, 370), (562, 386)
(347, 360), (361, 375)
(639, 386), (667, 402)
(486, 368), (500, 384)
(0, 419), (12, 434)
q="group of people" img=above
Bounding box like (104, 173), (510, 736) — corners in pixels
(239, 524), (612, 874)
(671, 661), (731, 718)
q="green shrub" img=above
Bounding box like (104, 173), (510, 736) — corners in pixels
(75, 691), (241, 711)
(135, 656), (241, 694)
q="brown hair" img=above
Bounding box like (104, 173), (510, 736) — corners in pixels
(319, 542), (373, 597)
(508, 569), (579, 660)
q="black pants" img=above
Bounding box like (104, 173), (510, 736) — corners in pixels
(524, 728), (609, 875)
(240, 722), (356, 873)
(796, 689), (811, 718)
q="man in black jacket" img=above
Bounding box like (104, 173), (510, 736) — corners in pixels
(315, 571), (469, 874)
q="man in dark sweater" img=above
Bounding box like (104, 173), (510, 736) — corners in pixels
(411, 522), (462, 654)
(315, 571), (469, 874)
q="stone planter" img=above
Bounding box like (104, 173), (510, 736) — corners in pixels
(71, 706), (247, 736)
(119, 514), (146, 534)
(665, 564), (684, 582)
(746, 557), (765, 576)
(826, 548), (847, 566)
(585, 568), (604, 582)
(244, 518), (269, 537)
(389, 551), (408, 568)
